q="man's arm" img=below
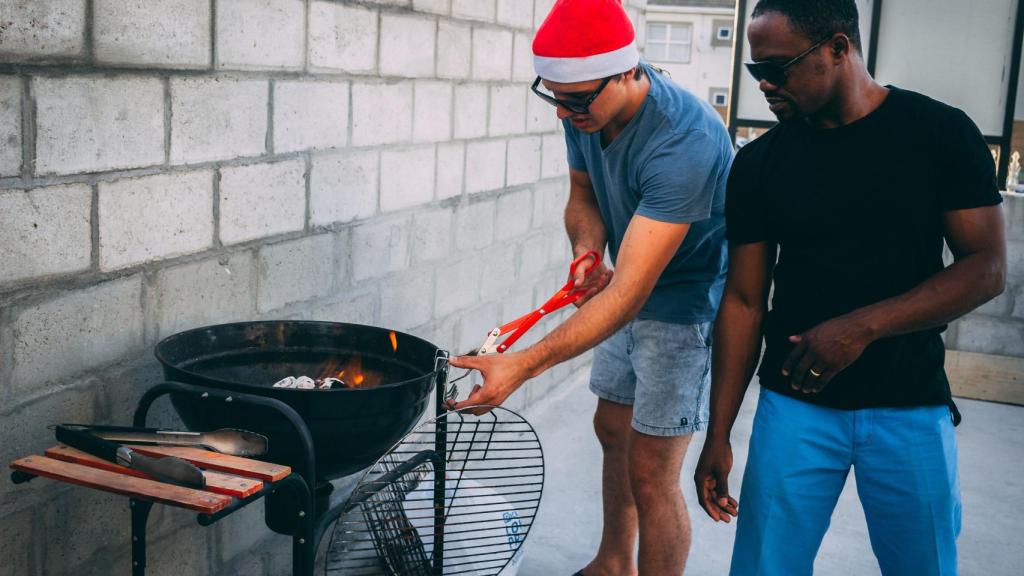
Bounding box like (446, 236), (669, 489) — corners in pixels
(565, 168), (607, 256)
(528, 214), (690, 372)
(564, 168), (613, 304)
(783, 205), (1007, 392)
(694, 241), (775, 522)
(449, 213), (690, 412)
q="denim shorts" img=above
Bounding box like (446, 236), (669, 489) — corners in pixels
(588, 318), (712, 436)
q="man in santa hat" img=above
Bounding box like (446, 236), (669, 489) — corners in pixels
(449, 1), (734, 574)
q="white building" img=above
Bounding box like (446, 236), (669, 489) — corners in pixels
(644, 0), (736, 119)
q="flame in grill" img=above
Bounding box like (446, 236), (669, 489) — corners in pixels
(317, 353), (382, 388)
(308, 332), (396, 389)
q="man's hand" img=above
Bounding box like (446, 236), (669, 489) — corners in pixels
(777, 206), (1005, 395)
(571, 253), (613, 307)
(694, 437), (738, 522)
(782, 315), (874, 394)
(446, 351), (535, 415)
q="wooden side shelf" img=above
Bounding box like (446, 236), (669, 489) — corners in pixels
(12, 444), (289, 508)
(11, 453), (234, 514)
(7, 382), (325, 576)
(9, 444), (298, 575)
(124, 445), (291, 482)
(44, 445), (266, 499)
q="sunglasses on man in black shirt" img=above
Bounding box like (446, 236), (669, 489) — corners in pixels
(744, 36), (833, 87)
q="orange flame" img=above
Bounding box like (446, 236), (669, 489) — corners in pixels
(389, 331), (398, 352)
(317, 353), (382, 388)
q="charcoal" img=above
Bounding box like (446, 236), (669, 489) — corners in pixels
(273, 376), (296, 388)
(319, 377), (345, 389)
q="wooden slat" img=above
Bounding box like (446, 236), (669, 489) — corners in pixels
(9, 456), (232, 514)
(45, 445), (264, 499)
(123, 445), (291, 482)
(946, 349), (1024, 405)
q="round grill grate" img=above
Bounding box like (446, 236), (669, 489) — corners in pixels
(325, 405), (544, 576)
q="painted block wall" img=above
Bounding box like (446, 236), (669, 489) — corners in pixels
(0, 1), (649, 574)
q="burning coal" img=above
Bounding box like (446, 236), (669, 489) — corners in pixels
(272, 331), (399, 390)
(272, 376), (343, 389)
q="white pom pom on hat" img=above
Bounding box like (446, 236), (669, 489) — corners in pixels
(532, 0), (641, 83)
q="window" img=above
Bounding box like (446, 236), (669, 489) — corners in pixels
(646, 23), (692, 64)
(711, 19), (734, 48)
(709, 88), (729, 108)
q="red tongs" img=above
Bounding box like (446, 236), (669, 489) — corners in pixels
(469, 251), (602, 356)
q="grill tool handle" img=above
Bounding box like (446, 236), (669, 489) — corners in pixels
(474, 250), (602, 355)
(128, 452), (208, 489)
(54, 425), (206, 489)
(55, 424), (118, 462)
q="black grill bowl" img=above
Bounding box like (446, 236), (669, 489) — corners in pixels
(154, 321), (441, 480)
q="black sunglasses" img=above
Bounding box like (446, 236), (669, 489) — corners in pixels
(531, 75), (613, 115)
(744, 36), (832, 87)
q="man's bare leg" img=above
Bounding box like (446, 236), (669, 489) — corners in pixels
(630, 431), (692, 575)
(581, 398), (639, 576)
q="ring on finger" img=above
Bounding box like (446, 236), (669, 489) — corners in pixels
(809, 368), (823, 378)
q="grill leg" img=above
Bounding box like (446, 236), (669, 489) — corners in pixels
(130, 499), (153, 576)
(289, 478), (315, 576)
(433, 353), (449, 576)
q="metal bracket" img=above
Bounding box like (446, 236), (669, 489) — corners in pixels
(434, 350), (456, 403)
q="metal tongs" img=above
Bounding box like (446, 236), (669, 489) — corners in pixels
(468, 250), (602, 356)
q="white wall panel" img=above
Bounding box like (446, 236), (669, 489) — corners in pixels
(873, 0), (1016, 136)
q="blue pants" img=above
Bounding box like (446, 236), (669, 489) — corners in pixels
(731, 389), (961, 576)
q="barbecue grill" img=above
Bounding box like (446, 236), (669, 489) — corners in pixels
(147, 320), (542, 575)
(155, 321), (438, 480)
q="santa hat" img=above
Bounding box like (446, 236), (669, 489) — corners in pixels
(533, 0), (640, 83)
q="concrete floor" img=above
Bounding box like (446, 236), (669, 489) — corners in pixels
(517, 374), (1024, 575)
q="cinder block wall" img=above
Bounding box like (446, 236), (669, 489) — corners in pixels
(947, 193), (1024, 358)
(0, 1), (649, 574)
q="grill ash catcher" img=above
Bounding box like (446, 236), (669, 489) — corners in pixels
(101, 320), (543, 575)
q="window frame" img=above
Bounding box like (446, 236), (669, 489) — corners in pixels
(711, 18), (734, 48)
(709, 88), (729, 107)
(645, 22), (693, 64)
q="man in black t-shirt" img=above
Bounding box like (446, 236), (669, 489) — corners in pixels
(693, 1), (1007, 574)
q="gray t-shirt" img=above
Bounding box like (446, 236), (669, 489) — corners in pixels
(563, 63), (732, 323)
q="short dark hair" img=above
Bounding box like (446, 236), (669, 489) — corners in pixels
(611, 65), (645, 82)
(752, 0), (861, 51)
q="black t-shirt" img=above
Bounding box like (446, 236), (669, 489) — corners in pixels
(726, 86), (1002, 411)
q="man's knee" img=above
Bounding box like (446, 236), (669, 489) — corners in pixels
(628, 434), (690, 505)
(593, 400), (632, 451)
(593, 415), (628, 452)
(629, 470), (676, 509)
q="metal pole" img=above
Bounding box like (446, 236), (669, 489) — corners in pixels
(432, 352), (449, 575)
(727, 0), (749, 142)
(866, 0), (883, 76)
(998, 0), (1024, 188)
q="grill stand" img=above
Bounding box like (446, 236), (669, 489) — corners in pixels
(10, 350), (450, 576)
(132, 380), (319, 576)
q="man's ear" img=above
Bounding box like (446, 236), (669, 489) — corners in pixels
(831, 35), (850, 61)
